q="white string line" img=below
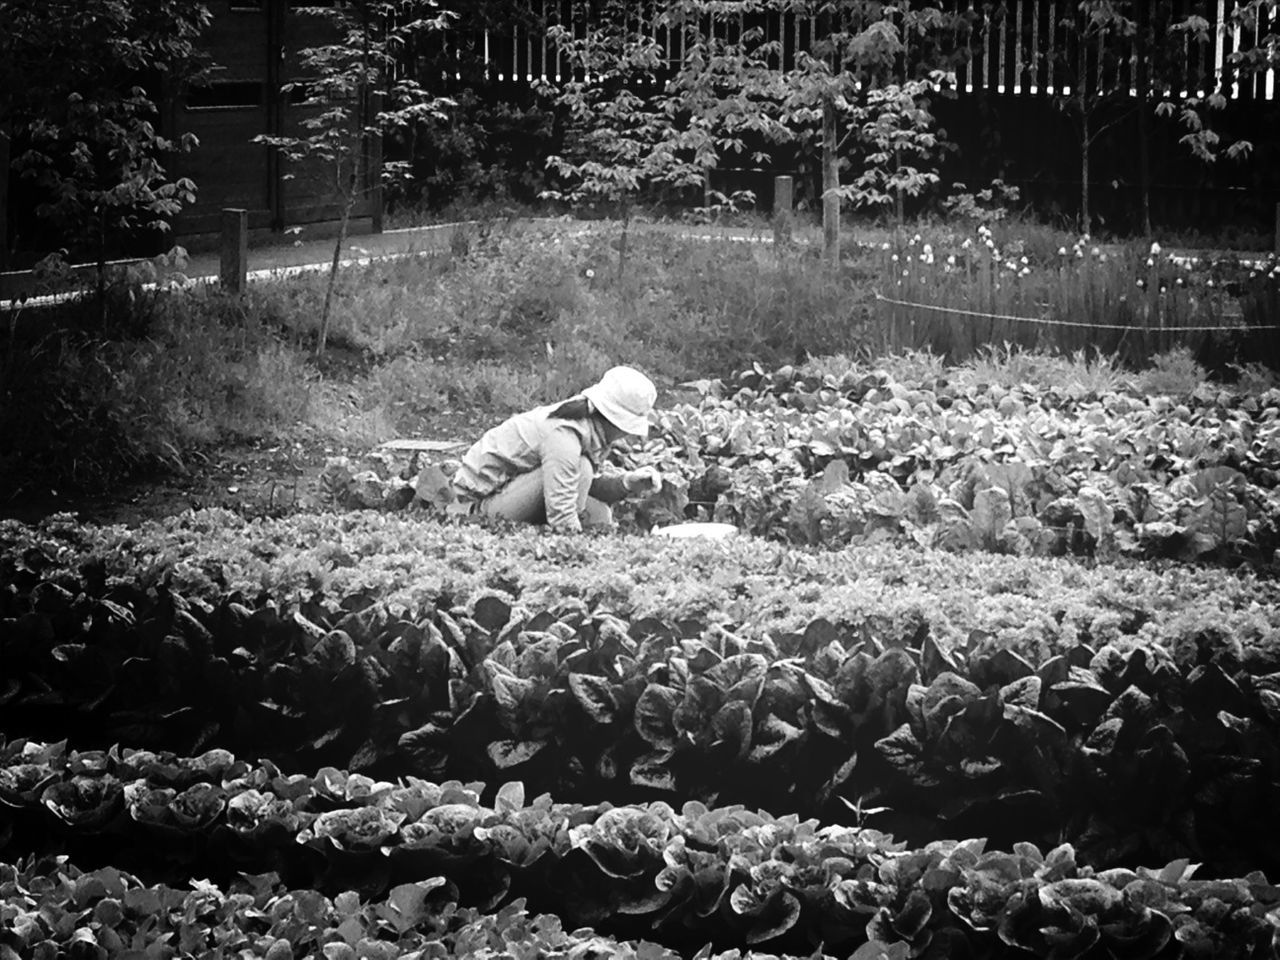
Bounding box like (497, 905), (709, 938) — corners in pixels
(873, 291), (1280, 333)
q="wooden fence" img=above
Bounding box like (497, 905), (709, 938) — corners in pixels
(417, 1), (1276, 102)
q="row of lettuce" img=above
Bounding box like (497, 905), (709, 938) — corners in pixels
(3, 744), (1279, 959)
(4, 507), (1279, 657)
(610, 363), (1280, 561)
(3, 567), (1279, 880)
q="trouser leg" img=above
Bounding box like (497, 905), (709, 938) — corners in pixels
(478, 456), (613, 528)
(477, 469), (546, 523)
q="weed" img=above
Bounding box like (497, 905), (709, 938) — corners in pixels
(1134, 348), (1208, 396)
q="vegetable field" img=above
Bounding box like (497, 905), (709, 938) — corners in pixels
(3, 360), (1280, 959)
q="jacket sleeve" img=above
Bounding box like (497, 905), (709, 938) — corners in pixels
(541, 426), (587, 532)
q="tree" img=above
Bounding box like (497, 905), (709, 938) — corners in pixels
(668, 1), (962, 265)
(1158, 0), (1278, 164)
(1040, 2), (1141, 236)
(540, 0), (763, 277)
(541, 1), (963, 267)
(256, 1), (454, 356)
(1045, 0), (1276, 235)
(0, 1), (212, 284)
(542, 2), (689, 277)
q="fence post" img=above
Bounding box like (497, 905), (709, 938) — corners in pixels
(220, 208), (248, 294)
(773, 175), (793, 247)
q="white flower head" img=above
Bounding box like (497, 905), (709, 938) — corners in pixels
(1150, 241), (1162, 256)
(1058, 247), (1068, 256)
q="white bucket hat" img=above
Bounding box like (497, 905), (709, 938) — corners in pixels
(582, 366), (657, 438)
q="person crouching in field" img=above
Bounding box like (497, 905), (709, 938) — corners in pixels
(449, 366), (666, 533)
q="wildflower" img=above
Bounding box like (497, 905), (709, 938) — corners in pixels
(1175, 277), (1184, 286)
(1020, 256), (1029, 265)
(902, 269), (910, 277)
(1145, 258), (1154, 268)
(947, 254), (957, 267)
(1091, 247), (1100, 257)
(1150, 241), (1162, 256)
(1020, 267), (1031, 277)
(912, 233), (922, 245)
(891, 254), (899, 262)
(962, 238), (973, 250)
(1058, 247), (1068, 256)
(881, 242), (891, 251)
(1099, 254), (1107, 263)
(585, 268), (595, 278)
(1207, 279), (1215, 288)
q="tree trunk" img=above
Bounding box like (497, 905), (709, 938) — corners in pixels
(1138, 88), (1152, 237)
(1136, 10), (1152, 237)
(822, 95), (840, 268)
(0, 120), (10, 270)
(617, 196), (631, 280)
(1080, 106), (1091, 236)
(894, 146), (905, 226)
(317, 187), (356, 358)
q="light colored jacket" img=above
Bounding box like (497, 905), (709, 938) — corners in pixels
(451, 402), (628, 531)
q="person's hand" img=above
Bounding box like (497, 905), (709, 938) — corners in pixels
(623, 466), (663, 497)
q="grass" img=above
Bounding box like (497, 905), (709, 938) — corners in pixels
(2, 216), (1276, 502)
(869, 224), (1280, 366)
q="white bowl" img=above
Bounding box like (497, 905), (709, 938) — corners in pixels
(650, 522), (739, 540)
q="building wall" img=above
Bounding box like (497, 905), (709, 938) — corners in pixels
(167, 0), (380, 246)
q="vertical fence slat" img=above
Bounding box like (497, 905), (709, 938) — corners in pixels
(1047, 0), (1057, 93)
(1014, 0), (1024, 93)
(1215, 0), (1227, 94)
(963, 2), (974, 92)
(1267, 3), (1277, 100)
(998, 5), (1007, 92)
(1030, 0), (1040, 94)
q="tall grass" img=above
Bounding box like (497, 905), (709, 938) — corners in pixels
(871, 225), (1280, 367)
(3, 218), (1275, 500)
(1, 287), (318, 498)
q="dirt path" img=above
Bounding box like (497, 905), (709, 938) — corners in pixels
(2, 409), (483, 528)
